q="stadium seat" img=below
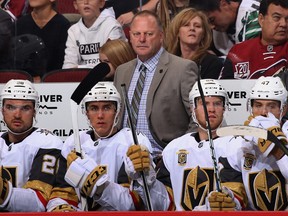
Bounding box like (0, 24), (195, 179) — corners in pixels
(41, 68), (90, 82)
(57, 0), (80, 25)
(57, 0), (78, 14)
(63, 13), (81, 25)
(0, 70), (33, 83)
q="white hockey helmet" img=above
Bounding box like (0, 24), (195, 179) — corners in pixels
(82, 81), (121, 115)
(248, 76), (287, 110)
(189, 79), (228, 108)
(0, 79), (39, 109)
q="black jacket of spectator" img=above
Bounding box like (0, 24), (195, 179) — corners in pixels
(0, 9), (14, 69)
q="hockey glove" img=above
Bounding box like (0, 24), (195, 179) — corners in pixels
(124, 145), (156, 186)
(65, 151), (108, 197)
(0, 175), (12, 208)
(244, 113), (287, 157)
(207, 186), (241, 211)
(50, 204), (76, 212)
(67, 150), (79, 167)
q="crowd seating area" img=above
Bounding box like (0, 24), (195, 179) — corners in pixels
(41, 68), (90, 82)
(0, 69), (33, 83)
(5, 211), (288, 215)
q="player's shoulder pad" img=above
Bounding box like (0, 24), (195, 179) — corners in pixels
(27, 128), (63, 149)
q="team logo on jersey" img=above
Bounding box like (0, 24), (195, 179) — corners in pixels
(181, 167), (214, 210)
(267, 45), (273, 52)
(234, 62), (250, 79)
(38, 128), (54, 136)
(249, 169), (287, 210)
(177, 149), (189, 166)
(0, 166), (17, 187)
(243, 153), (255, 170)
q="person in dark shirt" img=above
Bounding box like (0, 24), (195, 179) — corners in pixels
(0, 8), (14, 69)
(15, 0), (70, 81)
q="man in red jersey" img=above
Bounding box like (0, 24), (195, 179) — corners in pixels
(220, 0), (288, 79)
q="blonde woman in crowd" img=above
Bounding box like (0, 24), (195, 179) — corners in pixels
(167, 8), (223, 79)
(99, 39), (136, 81)
(156, 0), (190, 39)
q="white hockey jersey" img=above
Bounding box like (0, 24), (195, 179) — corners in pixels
(62, 128), (153, 211)
(156, 133), (244, 211)
(0, 128), (63, 211)
(220, 142), (288, 210)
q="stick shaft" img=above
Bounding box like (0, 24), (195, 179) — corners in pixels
(120, 84), (153, 211)
(69, 63), (110, 210)
(197, 76), (222, 192)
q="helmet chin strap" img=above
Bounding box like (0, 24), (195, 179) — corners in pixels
(192, 109), (225, 135)
(197, 118), (225, 134)
(87, 114), (119, 140)
(4, 116), (37, 136)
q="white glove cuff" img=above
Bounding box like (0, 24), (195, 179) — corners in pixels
(137, 167), (156, 187)
(282, 121), (288, 138)
(65, 157), (98, 188)
(124, 154), (140, 180)
(65, 161), (85, 188)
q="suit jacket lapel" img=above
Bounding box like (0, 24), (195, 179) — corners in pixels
(146, 50), (169, 116)
(124, 59), (138, 86)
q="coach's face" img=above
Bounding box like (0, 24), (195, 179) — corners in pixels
(129, 14), (164, 62)
(86, 101), (117, 137)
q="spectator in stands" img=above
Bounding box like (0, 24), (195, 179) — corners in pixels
(15, 0), (70, 81)
(156, 0), (190, 40)
(105, 0), (158, 26)
(220, 0), (288, 79)
(62, 0), (126, 69)
(189, 0), (262, 56)
(10, 34), (47, 83)
(167, 8), (223, 79)
(1, 0), (29, 19)
(0, 8), (14, 69)
(99, 39), (136, 81)
(104, 0), (148, 19)
(114, 10), (198, 158)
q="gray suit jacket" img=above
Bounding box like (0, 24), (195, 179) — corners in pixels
(114, 49), (198, 148)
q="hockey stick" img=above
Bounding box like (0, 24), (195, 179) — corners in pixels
(70, 62), (110, 157)
(70, 63), (109, 211)
(197, 74), (222, 192)
(120, 84), (153, 211)
(216, 125), (288, 156)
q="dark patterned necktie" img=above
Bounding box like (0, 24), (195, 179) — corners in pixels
(129, 64), (147, 129)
